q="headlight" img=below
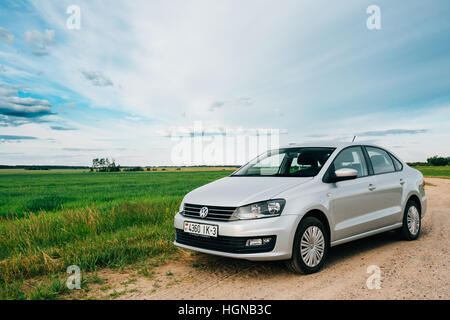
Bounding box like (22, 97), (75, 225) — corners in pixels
(232, 199), (286, 220)
(179, 202), (184, 213)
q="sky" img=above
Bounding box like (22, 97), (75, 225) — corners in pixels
(0, 0), (449, 166)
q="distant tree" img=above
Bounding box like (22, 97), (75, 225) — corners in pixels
(99, 158), (106, 170)
(92, 158), (99, 171)
(123, 166), (144, 172)
(25, 166), (49, 170)
(427, 156), (449, 166)
(92, 158), (120, 172)
(406, 162), (428, 167)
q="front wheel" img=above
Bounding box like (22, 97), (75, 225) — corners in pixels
(399, 200), (421, 240)
(285, 217), (329, 274)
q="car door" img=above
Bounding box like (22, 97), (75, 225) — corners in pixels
(328, 146), (380, 241)
(364, 146), (404, 228)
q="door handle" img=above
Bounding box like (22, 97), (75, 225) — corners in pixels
(400, 179), (405, 185)
(368, 184), (376, 191)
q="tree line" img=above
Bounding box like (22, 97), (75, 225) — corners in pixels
(90, 158), (178, 172)
(90, 158), (120, 172)
(408, 155), (449, 167)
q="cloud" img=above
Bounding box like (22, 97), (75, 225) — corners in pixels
(0, 115), (29, 127)
(156, 124), (288, 138)
(0, 86), (17, 97)
(208, 101), (225, 112)
(208, 98), (253, 112)
(0, 135), (37, 142)
(63, 148), (105, 152)
(236, 97), (253, 106)
(50, 125), (77, 131)
(0, 84), (28, 97)
(59, 102), (75, 109)
(57, 102), (76, 114)
(24, 29), (55, 56)
(81, 70), (114, 87)
(304, 134), (329, 138)
(357, 129), (428, 137)
(125, 116), (142, 121)
(0, 96), (53, 118)
(0, 28), (14, 44)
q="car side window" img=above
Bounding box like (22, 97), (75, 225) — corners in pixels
(390, 154), (403, 171)
(332, 147), (368, 177)
(366, 147), (395, 174)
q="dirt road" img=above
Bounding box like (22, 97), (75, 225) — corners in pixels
(92, 178), (449, 300)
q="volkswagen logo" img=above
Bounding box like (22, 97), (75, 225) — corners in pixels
(199, 206), (209, 218)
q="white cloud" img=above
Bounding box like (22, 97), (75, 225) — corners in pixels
(0, 96), (53, 118)
(155, 123), (288, 138)
(81, 70), (114, 87)
(0, 28), (14, 44)
(24, 29), (55, 56)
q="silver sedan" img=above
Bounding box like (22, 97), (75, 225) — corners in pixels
(174, 142), (426, 274)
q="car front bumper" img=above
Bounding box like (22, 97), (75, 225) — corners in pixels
(173, 212), (298, 261)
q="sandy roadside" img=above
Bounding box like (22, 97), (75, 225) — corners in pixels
(86, 178), (449, 300)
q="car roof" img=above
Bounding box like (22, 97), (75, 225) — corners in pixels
(279, 141), (383, 149)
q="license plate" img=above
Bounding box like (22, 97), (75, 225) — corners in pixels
(184, 221), (218, 237)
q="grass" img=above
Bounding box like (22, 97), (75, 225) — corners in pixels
(0, 170), (232, 218)
(0, 165), (447, 299)
(0, 169), (232, 299)
(411, 165), (450, 179)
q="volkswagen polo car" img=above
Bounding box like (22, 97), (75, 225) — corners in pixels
(174, 142), (427, 274)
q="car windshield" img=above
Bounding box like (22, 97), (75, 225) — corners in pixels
(232, 147), (335, 177)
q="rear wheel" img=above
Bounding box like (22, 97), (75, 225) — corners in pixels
(285, 217), (329, 274)
(399, 200), (421, 240)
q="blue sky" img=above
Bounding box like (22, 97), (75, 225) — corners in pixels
(0, 0), (449, 165)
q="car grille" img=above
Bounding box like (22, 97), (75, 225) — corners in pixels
(175, 229), (276, 254)
(182, 203), (237, 221)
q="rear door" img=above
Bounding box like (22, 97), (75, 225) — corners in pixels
(364, 146), (404, 228)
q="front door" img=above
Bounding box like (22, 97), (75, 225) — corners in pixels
(329, 146), (379, 241)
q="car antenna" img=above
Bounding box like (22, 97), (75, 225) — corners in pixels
(352, 135), (356, 142)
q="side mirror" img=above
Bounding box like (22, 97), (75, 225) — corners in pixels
(332, 168), (358, 182)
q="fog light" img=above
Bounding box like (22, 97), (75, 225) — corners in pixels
(263, 237), (272, 244)
(246, 238), (263, 246)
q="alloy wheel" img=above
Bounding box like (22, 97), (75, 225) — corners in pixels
(407, 205), (420, 236)
(300, 226), (325, 267)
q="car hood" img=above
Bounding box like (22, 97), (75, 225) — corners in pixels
(183, 176), (313, 207)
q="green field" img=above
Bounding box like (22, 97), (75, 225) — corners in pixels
(0, 165), (447, 299)
(0, 170), (232, 299)
(411, 165), (450, 179)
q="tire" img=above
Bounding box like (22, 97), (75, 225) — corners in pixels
(285, 217), (329, 274)
(399, 199), (421, 241)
